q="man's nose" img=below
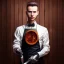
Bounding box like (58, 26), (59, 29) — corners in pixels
(31, 12), (34, 15)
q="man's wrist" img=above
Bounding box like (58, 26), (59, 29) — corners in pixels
(36, 53), (39, 60)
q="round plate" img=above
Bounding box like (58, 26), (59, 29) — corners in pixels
(25, 30), (39, 45)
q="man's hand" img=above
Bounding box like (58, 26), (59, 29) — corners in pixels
(13, 48), (23, 56)
(29, 53), (39, 63)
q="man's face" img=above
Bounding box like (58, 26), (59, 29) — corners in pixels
(26, 6), (39, 21)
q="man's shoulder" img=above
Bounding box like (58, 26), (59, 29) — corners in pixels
(37, 24), (47, 30)
(16, 25), (25, 30)
(37, 24), (48, 34)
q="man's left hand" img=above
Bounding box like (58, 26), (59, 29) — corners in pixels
(29, 53), (39, 63)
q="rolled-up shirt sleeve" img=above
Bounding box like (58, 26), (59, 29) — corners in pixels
(13, 27), (21, 51)
(38, 28), (50, 58)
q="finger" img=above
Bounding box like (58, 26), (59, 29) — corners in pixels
(33, 55), (37, 59)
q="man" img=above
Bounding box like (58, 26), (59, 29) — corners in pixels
(13, 1), (50, 64)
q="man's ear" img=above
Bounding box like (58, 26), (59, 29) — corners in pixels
(37, 11), (39, 15)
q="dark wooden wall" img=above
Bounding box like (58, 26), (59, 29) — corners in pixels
(0, 0), (64, 64)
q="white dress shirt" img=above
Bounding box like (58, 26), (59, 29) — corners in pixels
(13, 21), (50, 58)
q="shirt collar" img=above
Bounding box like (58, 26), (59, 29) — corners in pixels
(25, 21), (37, 29)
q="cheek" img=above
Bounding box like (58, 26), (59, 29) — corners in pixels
(27, 13), (31, 17)
(34, 13), (38, 17)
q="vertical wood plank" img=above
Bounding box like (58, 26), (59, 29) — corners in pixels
(14, 1), (21, 64)
(48, 0), (53, 64)
(35, 0), (40, 24)
(62, 1), (64, 63)
(52, 0), (58, 64)
(7, 0), (11, 64)
(2, 0), (7, 64)
(15, 0), (19, 28)
(11, 0), (16, 64)
(44, 0), (49, 28)
(57, 0), (63, 64)
(0, 0), (2, 64)
(44, 0), (51, 64)
(22, 0), (27, 24)
(39, 0), (44, 26)
(18, 0), (23, 26)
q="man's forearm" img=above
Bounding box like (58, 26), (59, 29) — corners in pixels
(38, 46), (50, 58)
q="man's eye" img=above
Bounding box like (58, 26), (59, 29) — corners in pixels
(33, 11), (36, 13)
(28, 11), (31, 13)
(28, 11), (36, 13)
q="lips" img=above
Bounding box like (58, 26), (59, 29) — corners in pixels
(31, 17), (34, 19)
(29, 16), (35, 20)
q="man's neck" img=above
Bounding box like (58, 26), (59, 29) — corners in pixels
(27, 20), (35, 24)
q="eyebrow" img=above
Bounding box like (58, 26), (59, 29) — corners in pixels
(28, 11), (36, 12)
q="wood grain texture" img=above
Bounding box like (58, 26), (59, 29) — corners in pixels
(0, 0), (64, 64)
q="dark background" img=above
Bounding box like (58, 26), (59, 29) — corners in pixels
(0, 0), (64, 64)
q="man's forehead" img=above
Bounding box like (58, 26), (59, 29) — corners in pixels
(27, 6), (38, 11)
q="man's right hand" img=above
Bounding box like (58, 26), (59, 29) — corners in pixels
(13, 48), (22, 56)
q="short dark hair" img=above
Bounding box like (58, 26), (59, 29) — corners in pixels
(27, 1), (38, 7)
(27, 1), (38, 10)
